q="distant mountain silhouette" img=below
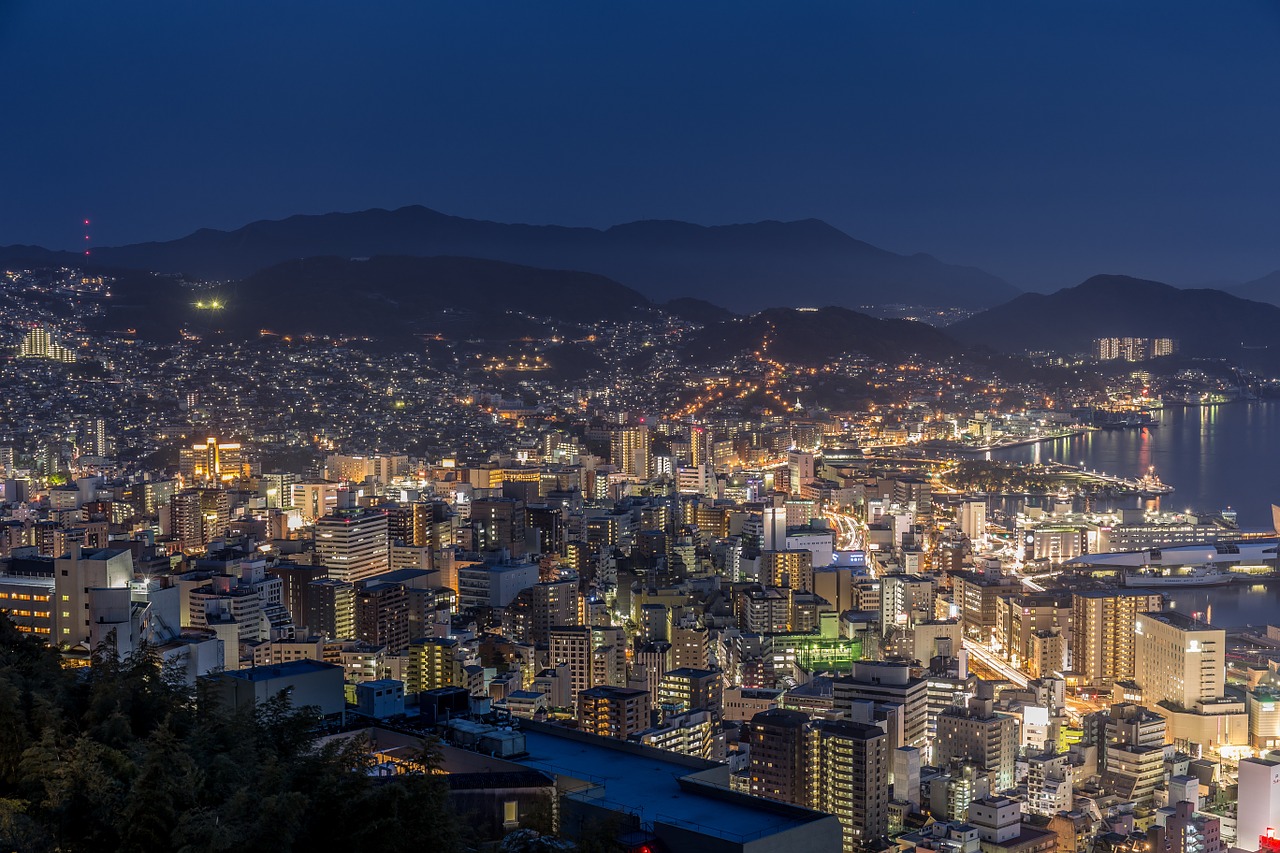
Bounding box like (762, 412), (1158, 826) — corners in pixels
(9, 206), (1019, 310)
(95, 255), (654, 340)
(949, 274), (1280, 365)
(1230, 270), (1280, 306)
(682, 306), (967, 366)
(663, 297), (737, 324)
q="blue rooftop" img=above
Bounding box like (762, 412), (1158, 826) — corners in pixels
(511, 726), (819, 841)
(225, 660), (340, 681)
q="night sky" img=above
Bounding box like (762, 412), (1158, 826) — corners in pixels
(2, 1), (1278, 291)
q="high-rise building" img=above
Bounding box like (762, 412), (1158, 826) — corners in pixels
(323, 453), (408, 485)
(471, 497), (527, 555)
(354, 580), (410, 654)
(935, 693), (1018, 792)
(1239, 758), (1280, 852)
(833, 661), (929, 750)
(811, 719), (890, 851)
(16, 326), (76, 362)
(959, 499), (987, 541)
(179, 437), (245, 486)
(951, 570), (1021, 644)
(403, 637), (464, 694)
(550, 625), (595, 697)
(503, 579), (580, 646)
(610, 425), (651, 480)
(315, 509), (389, 585)
(1093, 337), (1178, 362)
(1025, 751), (1073, 817)
(760, 549), (814, 592)
(1101, 703), (1167, 807)
(1072, 590), (1163, 686)
(1148, 800), (1222, 853)
(656, 667), (722, 722)
(1134, 610), (1225, 710)
(272, 562), (327, 628)
(578, 685), (651, 740)
(670, 624), (710, 670)
(291, 482), (342, 524)
(746, 709), (889, 852)
(637, 710), (722, 761)
(52, 545), (133, 646)
(302, 578), (355, 641)
(411, 500), (454, 549)
(747, 708), (811, 804)
(166, 488), (231, 552)
(997, 591), (1072, 668)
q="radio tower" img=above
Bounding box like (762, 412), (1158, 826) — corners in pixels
(83, 218), (91, 256)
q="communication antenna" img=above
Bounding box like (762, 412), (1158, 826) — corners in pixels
(83, 218), (91, 256)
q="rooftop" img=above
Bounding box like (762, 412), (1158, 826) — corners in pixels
(222, 659), (340, 681)
(1138, 610), (1217, 632)
(512, 723), (824, 841)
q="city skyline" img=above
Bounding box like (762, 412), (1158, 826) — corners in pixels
(3, 3), (1280, 852)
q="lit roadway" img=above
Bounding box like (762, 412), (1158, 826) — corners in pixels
(963, 637), (1102, 723)
(963, 638), (1028, 688)
(824, 507), (868, 556)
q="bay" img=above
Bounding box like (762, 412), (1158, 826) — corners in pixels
(991, 401), (1280, 628)
(988, 401), (1280, 529)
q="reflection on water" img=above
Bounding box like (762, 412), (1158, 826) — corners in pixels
(989, 402), (1280, 529)
(1163, 582), (1280, 629)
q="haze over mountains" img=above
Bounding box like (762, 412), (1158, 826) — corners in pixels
(1229, 270), (1280, 306)
(0, 206), (1019, 311)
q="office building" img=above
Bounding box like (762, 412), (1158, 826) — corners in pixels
(315, 509), (389, 585)
(471, 497), (528, 556)
(833, 661), (929, 750)
(302, 578), (356, 641)
(52, 545), (133, 646)
(1134, 610), (1225, 710)
(1238, 758), (1280, 852)
(179, 437), (245, 486)
(502, 579), (579, 646)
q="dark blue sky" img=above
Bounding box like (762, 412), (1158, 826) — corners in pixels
(2, 1), (1278, 290)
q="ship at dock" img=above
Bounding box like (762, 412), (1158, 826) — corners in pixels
(1122, 564), (1237, 588)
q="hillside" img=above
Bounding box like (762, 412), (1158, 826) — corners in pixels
(682, 306), (968, 366)
(94, 255), (655, 340)
(949, 274), (1280, 365)
(11, 205), (1019, 310)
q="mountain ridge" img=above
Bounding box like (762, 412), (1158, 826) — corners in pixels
(0, 205), (1020, 310)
